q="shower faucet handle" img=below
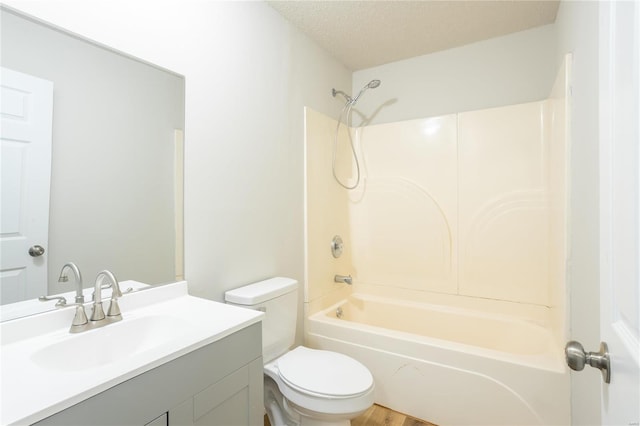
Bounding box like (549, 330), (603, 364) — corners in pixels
(331, 235), (344, 258)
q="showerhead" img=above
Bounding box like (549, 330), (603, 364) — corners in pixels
(367, 79), (381, 89)
(351, 79), (381, 105)
(331, 79), (381, 106)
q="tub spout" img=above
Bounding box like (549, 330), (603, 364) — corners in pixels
(334, 274), (352, 285)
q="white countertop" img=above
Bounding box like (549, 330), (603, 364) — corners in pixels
(0, 281), (264, 425)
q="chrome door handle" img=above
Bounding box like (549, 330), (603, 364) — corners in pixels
(28, 245), (45, 257)
(565, 341), (611, 383)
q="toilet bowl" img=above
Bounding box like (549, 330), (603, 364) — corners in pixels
(265, 346), (374, 425)
(225, 277), (375, 426)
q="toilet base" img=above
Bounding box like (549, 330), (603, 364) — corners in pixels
(264, 376), (353, 426)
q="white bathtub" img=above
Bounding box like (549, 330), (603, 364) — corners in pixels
(306, 293), (570, 425)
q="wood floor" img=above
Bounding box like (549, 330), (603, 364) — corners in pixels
(263, 404), (436, 426)
(352, 404), (437, 426)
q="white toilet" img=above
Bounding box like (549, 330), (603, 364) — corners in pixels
(225, 277), (374, 426)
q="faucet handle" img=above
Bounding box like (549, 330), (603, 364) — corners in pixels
(107, 298), (121, 318)
(90, 302), (106, 322)
(71, 304), (88, 326)
(38, 295), (67, 307)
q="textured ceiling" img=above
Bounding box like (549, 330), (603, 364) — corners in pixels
(266, 1), (560, 71)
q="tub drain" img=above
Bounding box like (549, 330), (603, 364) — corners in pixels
(336, 307), (343, 319)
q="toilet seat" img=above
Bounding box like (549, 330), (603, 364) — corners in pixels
(264, 346), (375, 418)
(277, 346), (374, 398)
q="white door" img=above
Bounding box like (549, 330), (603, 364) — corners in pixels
(0, 67), (53, 304)
(599, 0), (640, 424)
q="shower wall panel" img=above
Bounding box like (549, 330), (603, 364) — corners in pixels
(458, 102), (550, 305)
(305, 83), (567, 311)
(546, 55), (570, 342)
(304, 107), (354, 305)
(348, 116), (458, 295)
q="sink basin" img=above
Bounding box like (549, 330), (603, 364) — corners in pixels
(30, 315), (192, 372)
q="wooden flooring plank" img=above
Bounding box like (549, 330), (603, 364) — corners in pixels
(351, 405), (373, 426)
(355, 404), (436, 426)
(367, 404), (406, 426)
(402, 416), (438, 426)
(351, 404), (376, 426)
(265, 403), (436, 426)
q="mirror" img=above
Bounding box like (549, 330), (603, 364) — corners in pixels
(0, 6), (185, 318)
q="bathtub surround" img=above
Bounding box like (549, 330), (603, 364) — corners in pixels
(305, 57), (569, 313)
(304, 58), (570, 423)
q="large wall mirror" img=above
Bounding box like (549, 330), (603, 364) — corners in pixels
(0, 6), (185, 318)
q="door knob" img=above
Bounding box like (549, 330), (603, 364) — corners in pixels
(565, 340), (611, 383)
(28, 245), (45, 257)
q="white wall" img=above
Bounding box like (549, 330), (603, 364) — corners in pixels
(554, 2), (602, 425)
(4, 0), (351, 342)
(352, 24), (557, 125)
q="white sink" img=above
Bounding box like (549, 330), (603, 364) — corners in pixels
(30, 314), (193, 372)
(0, 281), (264, 426)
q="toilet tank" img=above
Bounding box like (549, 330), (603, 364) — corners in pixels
(225, 277), (298, 363)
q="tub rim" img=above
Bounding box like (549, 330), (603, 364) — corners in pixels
(307, 294), (566, 373)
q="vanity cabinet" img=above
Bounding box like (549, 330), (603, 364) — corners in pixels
(34, 323), (263, 426)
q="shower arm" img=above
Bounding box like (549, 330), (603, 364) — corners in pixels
(332, 80), (380, 107)
(332, 88), (352, 103)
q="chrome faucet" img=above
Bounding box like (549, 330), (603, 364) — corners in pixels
(71, 270), (122, 333)
(90, 270), (122, 322)
(58, 262), (84, 303)
(53, 262), (89, 331)
(39, 262), (84, 310)
(334, 274), (353, 285)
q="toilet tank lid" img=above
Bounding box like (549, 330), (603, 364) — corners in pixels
(225, 277), (298, 305)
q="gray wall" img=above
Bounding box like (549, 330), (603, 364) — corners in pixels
(1, 8), (185, 294)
